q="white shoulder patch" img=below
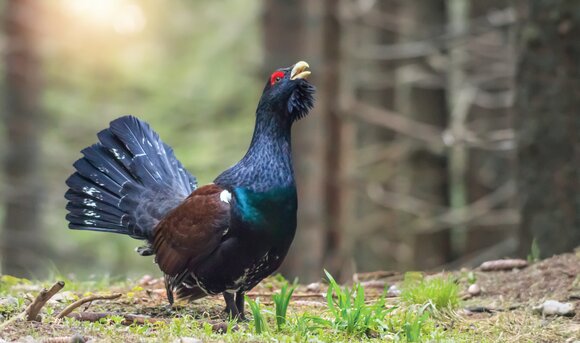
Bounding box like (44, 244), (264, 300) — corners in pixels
(219, 189), (232, 204)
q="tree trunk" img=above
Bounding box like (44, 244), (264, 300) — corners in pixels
(1, 0), (45, 277)
(321, 0), (353, 279)
(394, 0), (450, 269)
(446, 0), (471, 258)
(516, 0), (580, 257)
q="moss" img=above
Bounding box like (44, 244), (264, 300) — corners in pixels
(400, 273), (460, 309)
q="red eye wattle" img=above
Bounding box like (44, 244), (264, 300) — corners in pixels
(270, 71), (285, 85)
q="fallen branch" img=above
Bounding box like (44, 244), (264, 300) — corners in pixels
(66, 312), (165, 325)
(353, 270), (399, 281)
(56, 293), (122, 319)
(26, 281), (66, 321)
(0, 281), (65, 331)
(480, 259), (528, 271)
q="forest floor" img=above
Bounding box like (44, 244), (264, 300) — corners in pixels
(0, 252), (578, 342)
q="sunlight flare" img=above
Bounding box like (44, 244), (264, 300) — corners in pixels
(62, 0), (146, 34)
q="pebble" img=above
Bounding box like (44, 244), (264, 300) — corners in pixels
(306, 282), (321, 292)
(139, 274), (154, 285)
(533, 300), (575, 316)
(468, 284), (481, 296)
(387, 284), (401, 297)
(172, 338), (202, 343)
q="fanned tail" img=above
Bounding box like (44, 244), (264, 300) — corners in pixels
(65, 115), (197, 240)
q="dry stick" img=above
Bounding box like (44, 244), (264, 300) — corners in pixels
(56, 293), (122, 319)
(0, 281), (65, 331)
(353, 270), (399, 281)
(26, 281), (66, 321)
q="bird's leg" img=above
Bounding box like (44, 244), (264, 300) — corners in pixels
(164, 276), (174, 306)
(235, 291), (247, 321)
(223, 292), (240, 320)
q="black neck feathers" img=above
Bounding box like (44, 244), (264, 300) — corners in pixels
(215, 107), (294, 192)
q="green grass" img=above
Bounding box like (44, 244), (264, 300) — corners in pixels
(527, 238), (541, 263)
(272, 280), (296, 330)
(400, 272), (460, 309)
(324, 270), (394, 336)
(240, 272), (443, 341)
(246, 296), (267, 334)
(402, 307), (430, 342)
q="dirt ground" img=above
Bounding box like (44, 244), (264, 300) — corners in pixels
(1, 252), (578, 342)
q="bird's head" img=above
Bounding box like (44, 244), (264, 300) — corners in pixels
(258, 61), (316, 123)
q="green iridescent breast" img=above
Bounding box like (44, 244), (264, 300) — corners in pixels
(233, 186), (297, 237)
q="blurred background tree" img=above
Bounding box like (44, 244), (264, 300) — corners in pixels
(0, 0), (578, 281)
(1, 0), (46, 276)
(516, 0), (580, 258)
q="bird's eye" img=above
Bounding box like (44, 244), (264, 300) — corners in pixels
(270, 71), (285, 85)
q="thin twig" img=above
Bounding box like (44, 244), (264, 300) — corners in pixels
(56, 293), (122, 319)
(353, 270), (399, 281)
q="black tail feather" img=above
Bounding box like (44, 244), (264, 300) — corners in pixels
(65, 115), (197, 240)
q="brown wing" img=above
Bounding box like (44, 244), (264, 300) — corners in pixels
(152, 184), (230, 276)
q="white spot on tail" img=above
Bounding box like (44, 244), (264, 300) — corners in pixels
(111, 148), (125, 160)
(220, 190), (231, 203)
(82, 186), (100, 197)
(83, 199), (97, 207)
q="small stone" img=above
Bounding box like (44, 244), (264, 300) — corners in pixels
(139, 274), (154, 285)
(468, 284), (481, 296)
(387, 284), (401, 297)
(211, 321), (239, 333)
(306, 282), (321, 292)
(172, 338), (202, 343)
(533, 300), (575, 316)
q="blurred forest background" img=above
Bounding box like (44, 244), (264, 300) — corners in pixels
(0, 0), (578, 283)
